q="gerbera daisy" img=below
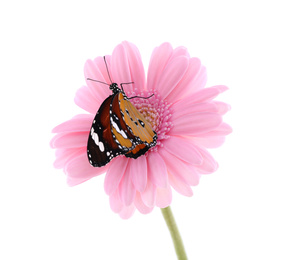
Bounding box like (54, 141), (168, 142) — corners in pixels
(50, 41), (231, 219)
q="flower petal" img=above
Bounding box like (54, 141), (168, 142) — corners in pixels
(159, 149), (200, 186)
(184, 59), (207, 94)
(183, 85), (228, 105)
(119, 168), (136, 206)
(122, 41), (145, 92)
(195, 147), (218, 174)
(140, 178), (156, 207)
(134, 192), (154, 214)
(147, 42), (173, 91)
(196, 122), (233, 137)
(168, 172), (193, 197)
(147, 152), (168, 188)
(167, 57), (207, 102)
(109, 189), (123, 213)
(129, 155), (147, 192)
(52, 114), (93, 133)
(171, 102), (218, 120)
(213, 101), (231, 115)
(111, 44), (133, 92)
(170, 46), (190, 60)
(156, 56), (189, 100)
(156, 186), (172, 208)
(84, 58), (112, 103)
(119, 204), (136, 219)
(104, 157), (128, 195)
(53, 148), (81, 169)
(171, 112), (222, 135)
(163, 136), (203, 165)
(74, 86), (100, 114)
(50, 132), (88, 149)
(190, 136), (226, 148)
(65, 152), (107, 186)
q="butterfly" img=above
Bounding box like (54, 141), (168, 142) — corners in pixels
(87, 57), (157, 167)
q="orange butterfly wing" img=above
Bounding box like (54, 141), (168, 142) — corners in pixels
(118, 93), (157, 146)
(110, 93), (136, 152)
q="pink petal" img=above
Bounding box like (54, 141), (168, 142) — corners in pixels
(119, 168), (136, 206)
(53, 148), (82, 169)
(52, 114), (93, 133)
(167, 57), (207, 102)
(163, 136), (203, 165)
(186, 62), (207, 94)
(196, 122), (233, 137)
(121, 41), (145, 92)
(168, 172), (193, 197)
(119, 204), (136, 219)
(147, 152), (168, 188)
(65, 152), (107, 186)
(213, 101), (231, 115)
(66, 177), (89, 187)
(84, 58), (112, 103)
(111, 44), (133, 92)
(170, 46), (190, 60)
(171, 112), (222, 135)
(171, 102), (219, 120)
(109, 189), (123, 213)
(196, 147), (218, 174)
(74, 86), (101, 114)
(104, 157), (128, 195)
(159, 149), (200, 186)
(140, 178), (156, 207)
(190, 136), (226, 148)
(147, 42), (173, 91)
(134, 192), (154, 214)
(50, 132), (88, 149)
(156, 56), (189, 100)
(129, 156), (147, 192)
(156, 186), (172, 208)
(183, 85), (228, 105)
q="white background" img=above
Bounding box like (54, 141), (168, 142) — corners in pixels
(1, 1), (281, 259)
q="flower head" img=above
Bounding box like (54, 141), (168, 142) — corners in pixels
(51, 41), (232, 219)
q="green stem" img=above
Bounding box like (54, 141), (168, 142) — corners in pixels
(161, 206), (188, 260)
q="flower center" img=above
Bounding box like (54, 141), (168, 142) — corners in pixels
(129, 90), (173, 151)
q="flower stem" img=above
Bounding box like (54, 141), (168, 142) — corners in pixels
(161, 206), (188, 260)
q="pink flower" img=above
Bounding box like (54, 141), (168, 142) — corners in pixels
(51, 41), (232, 219)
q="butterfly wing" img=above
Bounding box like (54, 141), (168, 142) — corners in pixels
(125, 143), (149, 158)
(118, 93), (157, 148)
(118, 93), (157, 158)
(110, 93), (137, 152)
(87, 94), (122, 167)
(87, 90), (158, 166)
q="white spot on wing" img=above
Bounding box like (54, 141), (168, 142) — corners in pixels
(92, 132), (99, 145)
(99, 142), (105, 152)
(110, 117), (127, 139)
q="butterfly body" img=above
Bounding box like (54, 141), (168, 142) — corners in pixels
(87, 82), (157, 167)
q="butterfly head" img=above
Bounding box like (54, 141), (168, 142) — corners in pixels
(109, 83), (120, 94)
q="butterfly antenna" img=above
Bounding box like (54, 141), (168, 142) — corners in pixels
(86, 78), (110, 86)
(127, 93), (154, 100)
(120, 82), (134, 92)
(103, 56), (113, 84)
